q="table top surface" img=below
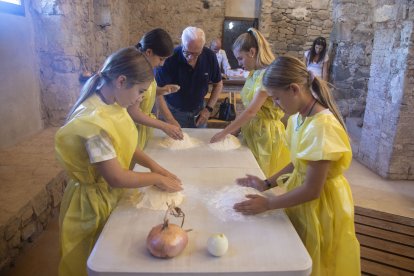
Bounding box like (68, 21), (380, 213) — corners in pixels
(87, 129), (312, 276)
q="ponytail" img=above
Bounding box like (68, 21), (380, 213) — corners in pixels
(233, 27), (275, 68)
(67, 47), (153, 121)
(263, 55), (347, 131)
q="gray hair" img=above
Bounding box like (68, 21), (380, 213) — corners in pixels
(181, 26), (205, 46)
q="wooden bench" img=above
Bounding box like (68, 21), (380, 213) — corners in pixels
(355, 206), (414, 275)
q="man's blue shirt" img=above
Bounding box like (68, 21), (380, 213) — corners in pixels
(155, 46), (221, 112)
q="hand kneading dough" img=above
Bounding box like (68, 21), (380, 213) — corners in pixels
(159, 132), (201, 150)
(136, 186), (184, 211)
(209, 134), (241, 151)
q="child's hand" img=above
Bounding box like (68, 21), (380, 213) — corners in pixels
(162, 123), (183, 140)
(164, 84), (180, 94)
(151, 165), (180, 181)
(155, 176), (183, 193)
(210, 131), (226, 143)
(236, 174), (267, 191)
(233, 194), (269, 215)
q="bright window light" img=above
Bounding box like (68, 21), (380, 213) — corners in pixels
(0, 0), (25, 15)
(1, 0), (22, 5)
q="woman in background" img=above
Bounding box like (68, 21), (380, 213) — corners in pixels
(303, 37), (330, 81)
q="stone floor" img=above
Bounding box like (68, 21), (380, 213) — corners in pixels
(0, 121), (413, 276)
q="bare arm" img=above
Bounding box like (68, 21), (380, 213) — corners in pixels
(127, 103), (183, 140)
(156, 95), (180, 127)
(210, 89), (268, 142)
(95, 151), (182, 192)
(236, 163), (294, 192)
(196, 80), (223, 126)
(322, 61), (329, 82)
(234, 160), (330, 214)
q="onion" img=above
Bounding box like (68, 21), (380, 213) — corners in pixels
(146, 203), (189, 258)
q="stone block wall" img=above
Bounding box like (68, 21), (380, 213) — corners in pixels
(330, 0), (373, 118)
(128, 0), (226, 47)
(29, 0), (131, 127)
(259, 0), (332, 58)
(357, 0), (414, 179)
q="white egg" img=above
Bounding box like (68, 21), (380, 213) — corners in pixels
(207, 233), (228, 257)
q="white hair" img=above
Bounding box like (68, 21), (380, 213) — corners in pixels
(181, 26), (205, 46)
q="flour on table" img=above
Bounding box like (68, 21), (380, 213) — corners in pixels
(159, 132), (202, 150)
(136, 186), (184, 211)
(209, 134), (241, 151)
(207, 185), (264, 221)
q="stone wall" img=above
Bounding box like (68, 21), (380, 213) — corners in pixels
(29, 0), (131, 127)
(330, 0), (373, 118)
(357, 0), (414, 180)
(128, 0), (225, 47)
(259, 0), (333, 58)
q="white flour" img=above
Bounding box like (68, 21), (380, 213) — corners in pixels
(207, 185), (264, 222)
(208, 134), (241, 151)
(159, 132), (202, 150)
(135, 186), (184, 211)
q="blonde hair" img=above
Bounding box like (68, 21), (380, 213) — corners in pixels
(263, 55), (346, 131)
(67, 47), (153, 120)
(232, 28), (274, 68)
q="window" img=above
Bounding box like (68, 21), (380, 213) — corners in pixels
(222, 17), (258, 68)
(0, 0), (25, 16)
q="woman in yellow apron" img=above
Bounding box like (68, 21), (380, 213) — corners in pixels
(128, 28), (183, 150)
(234, 56), (360, 275)
(210, 28), (290, 178)
(55, 47), (182, 276)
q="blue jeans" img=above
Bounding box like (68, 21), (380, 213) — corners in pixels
(166, 103), (207, 128)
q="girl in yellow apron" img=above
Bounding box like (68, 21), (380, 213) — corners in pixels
(55, 47), (182, 276)
(233, 56), (360, 275)
(128, 28), (183, 150)
(210, 28), (290, 178)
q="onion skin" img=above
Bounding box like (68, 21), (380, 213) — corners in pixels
(146, 223), (188, 258)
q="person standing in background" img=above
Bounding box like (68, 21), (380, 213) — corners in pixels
(156, 26), (223, 128)
(303, 37), (330, 82)
(210, 38), (231, 77)
(129, 28), (184, 150)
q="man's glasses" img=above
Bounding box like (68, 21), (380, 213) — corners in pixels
(182, 47), (202, 58)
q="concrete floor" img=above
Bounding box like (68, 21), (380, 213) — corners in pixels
(1, 119), (413, 276)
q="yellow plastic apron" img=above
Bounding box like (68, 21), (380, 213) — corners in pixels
(55, 94), (138, 276)
(136, 80), (157, 150)
(279, 111), (360, 276)
(240, 69), (290, 178)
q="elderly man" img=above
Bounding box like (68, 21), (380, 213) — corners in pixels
(210, 38), (231, 76)
(155, 27), (223, 128)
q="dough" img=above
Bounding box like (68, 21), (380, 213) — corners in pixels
(136, 186), (184, 211)
(159, 132), (201, 150)
(209, 134), (241, 151)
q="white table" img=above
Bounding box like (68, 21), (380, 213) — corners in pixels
(87, 129), (312, 276)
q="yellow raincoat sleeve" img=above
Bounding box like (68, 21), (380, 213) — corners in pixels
(296, 114), (351, 162)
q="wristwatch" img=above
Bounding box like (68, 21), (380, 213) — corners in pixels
(205, 105), (213, 112)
